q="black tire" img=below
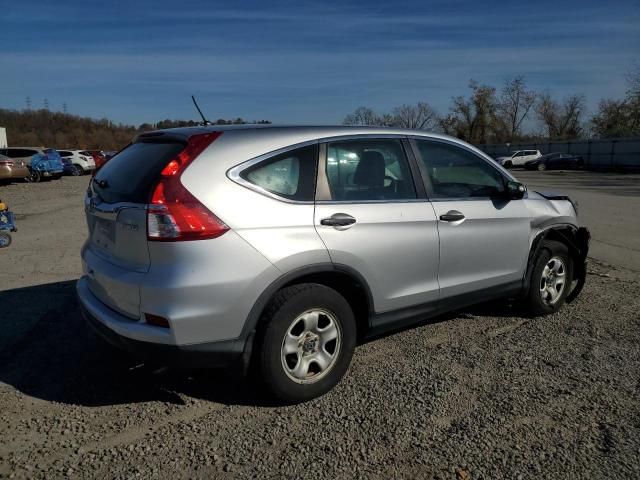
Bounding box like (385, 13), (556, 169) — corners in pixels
(537, 162), (546, 171)
(0, 232), (11, 248)
(256, 283), (356, 403)
(503, 160), (513, 169)
(26, 170), (41, 183)
(72, 165), (83, 176)
(524, 240), (573, 316)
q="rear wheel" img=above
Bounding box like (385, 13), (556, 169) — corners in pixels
(256, 283), (356, 403)
(0, 232), (11, 248)
(72, 165), (83, 176)
(524, 240), (573, 316)
(537, 162), (547, 171)
(26, 170), (41, 183)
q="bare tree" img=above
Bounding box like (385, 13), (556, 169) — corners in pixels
(496, 76), (536, 142)
(591, 63), (640, 137)
(343, 107), (380, 126)
(442, 80), (497, 143)
(391, 102), (439, 130)
(536, 93), (586, 139)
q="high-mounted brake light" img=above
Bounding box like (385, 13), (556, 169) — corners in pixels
(147, 132), (228, 241)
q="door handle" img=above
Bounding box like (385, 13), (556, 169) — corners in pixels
(439, 210), (465, 222)
(320, 213), (356, 227)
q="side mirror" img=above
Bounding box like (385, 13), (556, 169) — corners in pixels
(506, 180), (526, 199)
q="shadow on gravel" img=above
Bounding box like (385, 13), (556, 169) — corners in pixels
(0, 280), (521, 408)
(0, 280), (272, 408)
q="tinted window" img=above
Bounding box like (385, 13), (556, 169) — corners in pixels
(416, 140), (506, 199)
(241, 144), (317, 201)
(93, 141), (185, 204)
(7, 149), (37, 158)
(325, 139), (416, 201)
(58, 151), (72, 157)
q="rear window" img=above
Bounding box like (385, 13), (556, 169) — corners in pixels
(93, 141), (185, 204)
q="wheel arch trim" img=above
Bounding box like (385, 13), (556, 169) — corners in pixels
(523, 224), (590, 301)
(238, 263), (374, 373)
(241, 263), (374, 337)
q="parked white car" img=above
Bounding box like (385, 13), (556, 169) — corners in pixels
(57, 150), (96, 176)
(496, 150), (542, 168)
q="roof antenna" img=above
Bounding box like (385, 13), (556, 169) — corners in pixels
(191, 95), (211, 125)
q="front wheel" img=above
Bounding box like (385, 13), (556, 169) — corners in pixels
(537, 162), (547, 171)
(503, 160), (513, 169)
(524, 240), (573, 316)
(0, 232), (11, 248)
(257, 283), (356, 403)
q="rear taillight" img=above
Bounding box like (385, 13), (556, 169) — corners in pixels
(0, 160), (14, 167)
(147, 132), (228, 242)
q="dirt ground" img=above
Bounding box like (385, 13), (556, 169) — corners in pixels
(0, 174), (638, 479)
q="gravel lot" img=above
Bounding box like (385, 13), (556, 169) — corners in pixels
(1, 174), (639, 479)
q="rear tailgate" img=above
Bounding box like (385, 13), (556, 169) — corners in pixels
(84, 140), (186, 317)
(80, 152), (96, 168)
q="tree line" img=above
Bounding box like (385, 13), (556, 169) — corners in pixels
(0, 109), (271, 151)
(343, 68), (640, 144)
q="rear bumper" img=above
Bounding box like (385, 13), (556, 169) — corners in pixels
(0, 165), (29, 179)
(11, 165), (29, 178)
(77, 277), (248, 371)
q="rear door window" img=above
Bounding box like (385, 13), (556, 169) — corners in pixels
(93, 141), (185, 204)
(324, 139), (416, 201)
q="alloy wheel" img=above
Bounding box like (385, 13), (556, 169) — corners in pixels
(280, 309), (342, 384)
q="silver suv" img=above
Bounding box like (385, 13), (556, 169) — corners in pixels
(77, 126), (589, 402)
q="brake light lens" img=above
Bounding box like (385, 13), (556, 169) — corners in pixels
(147, 132), (228, 241)
(0, 160), (14, 167)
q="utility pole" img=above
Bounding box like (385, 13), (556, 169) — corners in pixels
(63, 103), (68, 114)
(26, 97), (32, 110)
(44, 98), (49, 110)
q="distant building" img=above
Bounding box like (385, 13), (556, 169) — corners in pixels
(0, 127), (6, 148)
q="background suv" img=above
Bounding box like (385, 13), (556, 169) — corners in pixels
(77, 126), (589, 403)
(496, 149), (542, 168)
(57, 150), (96, 175)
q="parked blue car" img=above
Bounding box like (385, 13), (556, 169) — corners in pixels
(61, 157), (76, 176)
(27, 149), (64, 182)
